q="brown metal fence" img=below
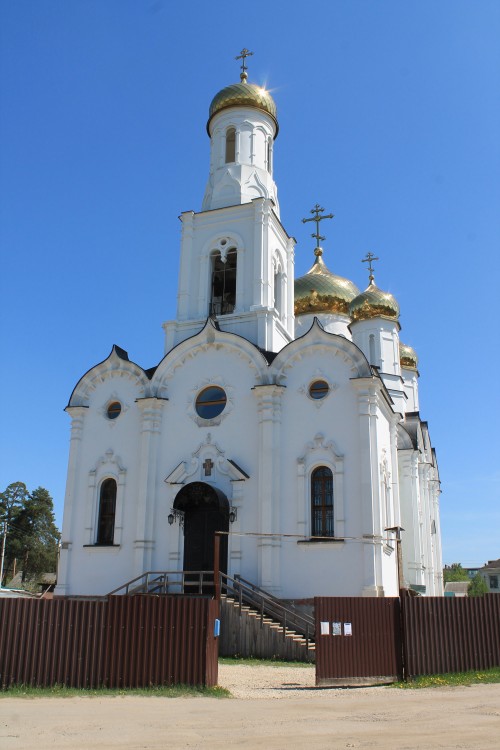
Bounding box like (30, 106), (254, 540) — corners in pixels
(315, 595), (500, 685)
(401, 594), (500, 678)
(315, 597), (402, 686)
(0, 595), (219, 689)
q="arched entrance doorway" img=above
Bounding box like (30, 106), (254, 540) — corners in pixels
(174, 482), (229, 587)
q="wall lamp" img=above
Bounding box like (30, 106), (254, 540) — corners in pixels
(228, 507), (237, 524)
(168, 509), (184, 527)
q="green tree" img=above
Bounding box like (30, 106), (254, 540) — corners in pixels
(0, 482), (29, 585)
(443, 563), (469, 584)
(0, 483), (60, 587)
(0, 481), (29, 525)
(468, 573), (489, 597)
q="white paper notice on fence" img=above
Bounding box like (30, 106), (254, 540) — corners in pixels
(332, 622), (341, 636)
(344, 622), (352, 636)
(320, 621), (330, 635)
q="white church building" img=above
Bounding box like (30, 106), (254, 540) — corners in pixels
(55, 57), (443, 600)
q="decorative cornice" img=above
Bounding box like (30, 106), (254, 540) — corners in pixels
(69, 347), (150, 407)
(164, 433), (249, 485)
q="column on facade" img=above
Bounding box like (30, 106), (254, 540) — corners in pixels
(283, 236), (295, 333)
(351, 381), (385, 597)
(418, 462), (434, 594)
(252, 384), (285, 593)
(399, 450), (425, 590)
(252, 199), (266, 310)
(133, 397), (168, 575)
(430, 475), (444, 595)
(175, 211), (195, 324)
(227, 478), (245, 577)
(55, 406), (87, 595)
(389, 418), (402, 529)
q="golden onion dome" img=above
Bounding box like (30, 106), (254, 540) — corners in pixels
(399, 342), (418, 370)
(349, 279), (400, 322)
(294, 250), (360, 316)
(207, 82), (278, 135)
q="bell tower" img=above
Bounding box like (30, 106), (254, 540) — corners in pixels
(202, 48), (280, 213)
(163, 52), (295, 354)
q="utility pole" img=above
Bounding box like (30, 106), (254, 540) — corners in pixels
(386, 526), (405, 593)
(0, 520), (7, 587)
(213, 532), (221, 601)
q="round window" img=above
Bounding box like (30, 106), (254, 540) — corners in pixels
(309, 380), (329, 400)
(107, 401), (122, 419)
(195, 386), (227, 419)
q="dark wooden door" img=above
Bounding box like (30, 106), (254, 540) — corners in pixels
(183, 507), (228, 573)
(175, 482), (229, 593)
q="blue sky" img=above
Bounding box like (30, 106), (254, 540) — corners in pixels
(1, 1), (499, 567)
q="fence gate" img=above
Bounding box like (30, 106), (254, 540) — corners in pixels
(315, 597), (402, 686)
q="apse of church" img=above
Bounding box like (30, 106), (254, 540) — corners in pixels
(55, 52), (442, 599)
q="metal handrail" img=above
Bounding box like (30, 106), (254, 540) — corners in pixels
(107, 570), (215, 597)
(220, 572), (315, 645)
(107, 570), (315, 646)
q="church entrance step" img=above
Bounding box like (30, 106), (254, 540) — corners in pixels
(219, 592), (315, 662)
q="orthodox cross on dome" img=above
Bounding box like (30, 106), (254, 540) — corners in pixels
(362, 252), (379, 284)
(203, 458), (214, 476)
(302, 204), (334, 256)
(236, 48), (254, 82)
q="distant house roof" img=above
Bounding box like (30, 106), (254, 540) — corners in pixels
(481, 559), (500, 571)
(7, 572), (24, 588)
(444, 581), (469, 596)
(7, 571), (56, 588)
(39, 573), (57, 585)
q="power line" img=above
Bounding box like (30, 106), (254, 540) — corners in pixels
(215, 530), (397, 543)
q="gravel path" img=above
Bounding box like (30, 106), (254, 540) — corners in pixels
(218, 662), (389, 700)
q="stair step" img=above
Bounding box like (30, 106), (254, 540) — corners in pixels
(221, 585), (315, 650)
(226, 602), (315, 644)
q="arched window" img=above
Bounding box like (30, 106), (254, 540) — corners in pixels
(210, 249), (237, 315)
(267, 137), (272, 173)
(97, 478), (117, 545)
(273, 267), (282, 315)
(311, 467), (334, 537)
(369, 334), (376, 365)
(225, 127), (236, 163)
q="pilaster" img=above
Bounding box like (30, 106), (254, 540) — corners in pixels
(252, 384), (285, 593)
(176, 211), (195, 324)
(389, 418), (401, 528)
(398, 450), (424, 589)
(430, 477), (443, 594)
(419, 462), (434, 594)
(351, 381), (385, 596)
(133, 397), (168, 573)
(55, 406), (88, 596)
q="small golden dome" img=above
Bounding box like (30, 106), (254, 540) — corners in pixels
(349, 280), (400, 322)
(207, 82), (278, 135)
(399, 342), (418, 370)
(294, 251), (360, 316)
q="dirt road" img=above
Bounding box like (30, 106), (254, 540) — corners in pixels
(1, 664), (499, 749)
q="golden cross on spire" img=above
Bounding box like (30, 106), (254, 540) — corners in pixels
(302, 204), (334, 255)
(236, 48), (254, 82)
(362, 252), (379, 283)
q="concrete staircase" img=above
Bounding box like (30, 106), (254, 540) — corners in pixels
(220, 594), (315, 662)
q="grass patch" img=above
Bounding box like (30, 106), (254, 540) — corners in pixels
(392, 667), (500, 689)
(219, 656), (313, 668)
(0, 684), (230, 699)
